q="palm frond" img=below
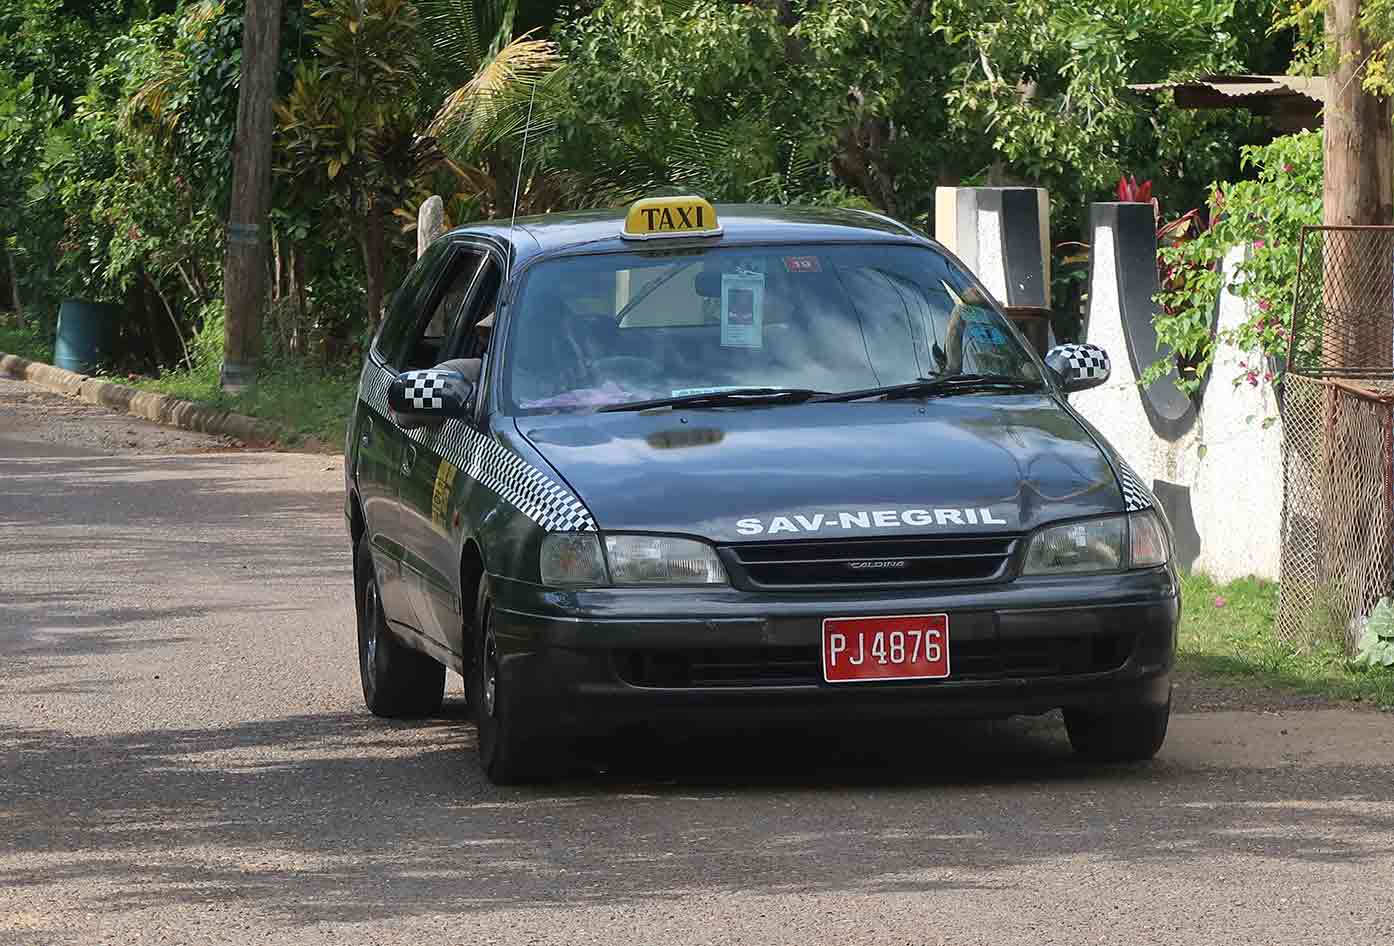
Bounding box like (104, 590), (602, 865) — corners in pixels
(416, 0), (514, 78)
(428, 32), (561, 156)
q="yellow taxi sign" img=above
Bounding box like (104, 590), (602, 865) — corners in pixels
(622, 195), (722, 240)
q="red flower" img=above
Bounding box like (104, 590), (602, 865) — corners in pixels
(1258, 299), (1272, 311)
(1253, 239), (1266, 250)
(1283, 163), (1294, 173)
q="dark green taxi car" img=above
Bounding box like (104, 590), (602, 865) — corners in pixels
(345, 196), (1179, 784)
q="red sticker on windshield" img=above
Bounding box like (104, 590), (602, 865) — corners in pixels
(783, 256), (821, 273)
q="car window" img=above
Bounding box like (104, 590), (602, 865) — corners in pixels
(375, 239), (450, 366)
(455, 259), (502, 360)
(504, 243), (1041, 412)
(399, 248), (487, 371)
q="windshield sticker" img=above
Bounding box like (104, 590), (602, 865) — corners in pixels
(721, 272), (765, 349)
(783, 256), (822, 273)
(672, 385), (750, 397)
(735, 507), (1009, 536)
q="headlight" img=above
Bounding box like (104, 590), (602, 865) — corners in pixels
(1021, 511), (1170, 575)
(540, 533), (608, 587)
(605, 534), (727, 585)
(539, 533), (727, 586)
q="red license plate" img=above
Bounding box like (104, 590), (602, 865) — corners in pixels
(822, 613), (950, 683)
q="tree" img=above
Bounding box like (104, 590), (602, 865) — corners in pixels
(551, 0), (1249, 233)
(0, 71), (62, 321)
(420, 0), (565, 218)
(275, 0), (440, 331)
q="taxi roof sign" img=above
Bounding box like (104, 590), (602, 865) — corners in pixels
(622, 196), (722, 240)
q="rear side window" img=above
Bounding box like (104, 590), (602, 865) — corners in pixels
(400, 252), (487, 370)
(375, 240), (450, 366)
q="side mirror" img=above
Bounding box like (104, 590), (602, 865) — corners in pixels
(1045, 343), (1111, 394)
(388, 368), (474, 426)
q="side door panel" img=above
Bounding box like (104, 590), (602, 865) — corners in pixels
(398, 244), (501, 654)
(357, 358), (414, 626)
(355, 239), (453, 631)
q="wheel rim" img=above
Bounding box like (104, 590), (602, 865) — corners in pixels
(363, 570), (380, 673)
(483, 619), (499, 719)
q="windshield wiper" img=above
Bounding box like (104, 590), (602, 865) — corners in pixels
(596, 387), (823, 413)
(814, 373), (1042, 403)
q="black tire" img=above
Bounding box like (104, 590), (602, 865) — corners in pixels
(1064, 697), (1170, 762)
(467, 576), (562, 784)
(355, 540), (445, 717)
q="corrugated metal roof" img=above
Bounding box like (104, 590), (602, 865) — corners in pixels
(1128, 74), (1326, 104)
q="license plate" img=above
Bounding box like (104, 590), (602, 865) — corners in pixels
(822, 613), (950, 683)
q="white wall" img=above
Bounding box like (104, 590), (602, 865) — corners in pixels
(1074, 241), (1283, 582)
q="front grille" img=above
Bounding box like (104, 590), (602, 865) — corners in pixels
(618, 646), (821, 688)
(616, 633), (1135, 688)
(724, 535), (1020, 589)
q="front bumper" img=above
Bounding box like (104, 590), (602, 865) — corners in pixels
(489, 568), (1178, 730)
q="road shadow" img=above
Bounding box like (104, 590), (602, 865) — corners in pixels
(0, 450), (347, 671)
(3, 704), (1392, 929)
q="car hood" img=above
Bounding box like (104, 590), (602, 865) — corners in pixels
(517, 396), (1122, 543)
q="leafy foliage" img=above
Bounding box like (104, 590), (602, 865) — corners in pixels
(275, 0), (443, 327)
(1355, 598), (1394, 668)
(1148, 131), (1321, 393)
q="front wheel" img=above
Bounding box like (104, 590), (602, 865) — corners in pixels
(355, 540), (445, 717)
(1064, 697), (1170, 762)
(468, 577), (563, 784)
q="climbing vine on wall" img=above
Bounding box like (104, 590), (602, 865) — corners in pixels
(1146, 131), (1322, 394)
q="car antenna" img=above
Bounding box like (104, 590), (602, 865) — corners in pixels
(505, 76), (539, 284)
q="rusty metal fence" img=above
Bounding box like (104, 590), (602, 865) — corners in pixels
(1278, 227), (1394, 651)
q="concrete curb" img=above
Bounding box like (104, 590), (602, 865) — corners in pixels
(0, 352), (277, 443)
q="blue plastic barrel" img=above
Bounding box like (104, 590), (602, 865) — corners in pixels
(53, 299), (119, 373)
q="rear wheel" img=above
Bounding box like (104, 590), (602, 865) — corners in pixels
(355, 540), (445, 717)
(1064, 697), (1170, 762)
(468, 577), (563, 784)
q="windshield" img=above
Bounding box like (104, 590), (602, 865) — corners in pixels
(504, 242), (1042, 413)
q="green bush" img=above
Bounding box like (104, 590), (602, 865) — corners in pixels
(0, 315), (54, 362)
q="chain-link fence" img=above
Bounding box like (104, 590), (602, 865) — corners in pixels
(1278, 227), (1394, 652)
(1278, 375), (1394, 650)
(1289, 226), (1394, 378)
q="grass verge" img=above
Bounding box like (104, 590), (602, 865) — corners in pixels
(1179, 573), (1394, 709)
(128, 360), (356, 447)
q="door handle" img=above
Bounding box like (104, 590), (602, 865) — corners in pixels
(401, 443), (417, 477)
(360, 417), (372, 446)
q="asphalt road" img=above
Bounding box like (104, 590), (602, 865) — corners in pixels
(3, 375), (1394, 946)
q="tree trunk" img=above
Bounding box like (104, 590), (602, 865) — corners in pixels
(360, 198), (387, 331)
(1323, 0), (1394, 368)
(221, 0), (284, 393)
(288, 241), (305, 356)
(6, 246), (23, 325)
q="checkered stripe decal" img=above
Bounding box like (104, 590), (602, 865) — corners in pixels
(1055, 343), (1110, 381)
(363, 361), (391, 416)
(1116, 458), (1152, 512)
(362, 362), (596, 531)
(402, 369), (454, 410)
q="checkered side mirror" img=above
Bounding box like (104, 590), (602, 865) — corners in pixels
(1045, 343), (1110, 394)
(387, 368), (474, 422)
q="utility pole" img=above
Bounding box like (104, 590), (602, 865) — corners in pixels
(221, 0), (283, 394)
